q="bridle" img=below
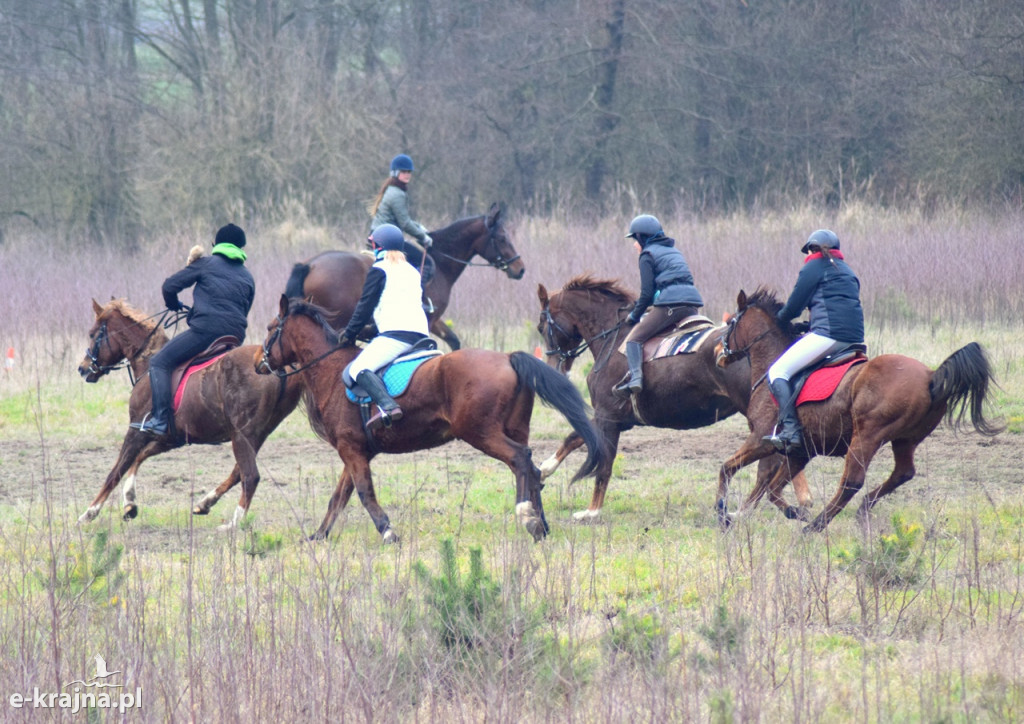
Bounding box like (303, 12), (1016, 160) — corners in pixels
(716, 309), (776, 392)
(258, 307), (347, 377)
(83, 308), (182, 385)
(429, 222), (521, 273)
(540, 303), (627, 374)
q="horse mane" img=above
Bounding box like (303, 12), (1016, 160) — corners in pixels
(562, 274), (635, 305)
(286, 298), (343, 344)
(104, 298), (157, 331)
(745, 287), (802, 336)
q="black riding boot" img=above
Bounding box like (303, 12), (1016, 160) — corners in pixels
(614, 342), (645, 395)
(130, 368), (172, 436)
(356, 370), (404, 432)
(762, 378), (803, 452)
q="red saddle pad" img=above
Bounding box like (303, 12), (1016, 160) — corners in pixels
(173, 353), (228, 411)
(796, 358), (865, 406)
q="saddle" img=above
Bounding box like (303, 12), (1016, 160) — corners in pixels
(618, 314), (717, 362)
(790, 343), (869, 406)
(170, 336), (240, 411)
(343, 338), (442, 403)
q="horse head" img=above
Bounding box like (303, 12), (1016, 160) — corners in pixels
(256, 295), (343, 376)
(481, 203), (525, 279)
(536, 284), (585, 374)
(715, 288), (790, 369)
(79, 298), (162, 382)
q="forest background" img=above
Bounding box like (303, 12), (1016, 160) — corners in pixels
(2, 0), (1023, 244)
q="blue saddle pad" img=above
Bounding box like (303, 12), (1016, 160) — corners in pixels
(345, 352), (441, 403)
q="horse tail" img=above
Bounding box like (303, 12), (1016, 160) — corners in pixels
(929, 342), (1003, 436)
(508, 351), (607, 482)
(285, 262), (311, 299)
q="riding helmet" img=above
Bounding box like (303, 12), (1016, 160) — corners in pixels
(371, 223), (406, 251)
(801, 228), (840, 254)
(625, 214), (663, 242)
(215, 223), (246, 248)
(390, 154), (415, 175)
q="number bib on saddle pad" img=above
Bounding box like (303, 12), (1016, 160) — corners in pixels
(344, 350), (443, 403)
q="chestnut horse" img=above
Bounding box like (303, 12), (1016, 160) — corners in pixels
(536, 275), (811, 521)
(77, 299), (303, 526)
(284, 203), (523, 350)
(715, 288), (1002, 531)
(255, 295), (607, 543)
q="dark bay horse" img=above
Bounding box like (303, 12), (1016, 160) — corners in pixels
(255, 295), (607, 543)
(77, 299), (303, 526)
(714, 288), (1002, 531)
(536, 275), (811, 521)
(284, 203), (524, 350)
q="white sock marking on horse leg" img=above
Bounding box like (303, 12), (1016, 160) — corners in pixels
(538, 455), (560, 480)
(79, 505), (101, 523)
(121, 473), (137, 507)
(572, 508), (601, 522)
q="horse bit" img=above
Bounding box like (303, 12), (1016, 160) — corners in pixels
(430, 225), (520, 273)
(540, 306), (626, 374)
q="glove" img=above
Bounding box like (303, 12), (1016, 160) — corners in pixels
(791, 320), (810, 334)
(341, 335), (357, 348)
(421, 234), (433, 248)
(625, 313), (639, 326)
(167, 300), (184, 312)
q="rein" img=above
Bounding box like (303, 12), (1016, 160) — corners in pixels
(84, 308), (185, 385)
(258, 310), (348, 378)
(428, 222), (520, 272)
(717, 310), (781, 392)
(542, 304), (627, 374)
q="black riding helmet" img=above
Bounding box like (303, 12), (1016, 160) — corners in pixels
(801, 229), (840, 254)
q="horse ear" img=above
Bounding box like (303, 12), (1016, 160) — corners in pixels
(279, 294), (289, 316)
(537, 284), (549, 306)
(737, 290), (748, 309)
(92, 298), (103, 317)
(487, 202), (501, 227)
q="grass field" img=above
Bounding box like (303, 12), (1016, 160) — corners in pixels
(0, 206), (1022, 721)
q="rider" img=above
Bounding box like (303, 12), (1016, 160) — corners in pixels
(764, 228), (865, 452)
(131, 223), (255, 436)
(341, 223), (430, 432)
(369, 153), (435, 285)
(615, 214), (704, 395)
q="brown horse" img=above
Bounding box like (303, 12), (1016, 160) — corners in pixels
(77, 299), (303, 526)
(714, 288), (1002, 531)
(254, 295), (607, 543)
(536, 275), (811, 521)
(284, 203), (523, 350)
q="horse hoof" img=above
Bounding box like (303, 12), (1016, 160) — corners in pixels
(307, 531), (328, 542)
(78, 508), (98, 524)
(192, 506), (209, 516)
(122, 504), (138, 521)
(538, 456), (559, 480)
(802, 519), (826, 534)
(382, 529), (400, 545)
(572, 508), (600, 523)
(525, 516), (547, 542)
(785, 505), (810, 521)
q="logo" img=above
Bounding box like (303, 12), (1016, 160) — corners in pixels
(9, 655), (142, 715)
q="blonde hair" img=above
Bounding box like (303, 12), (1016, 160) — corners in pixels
(379, 250), (407, 265)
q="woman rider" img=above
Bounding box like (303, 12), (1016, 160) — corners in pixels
(369, 154), (435, 285)
(615, 214), (704, 395)
(765, 228), (865, 452)
(342, 223), (430, 432)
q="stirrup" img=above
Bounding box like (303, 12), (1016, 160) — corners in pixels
(367, 406), (403, 432)
(130, 412), (169, 436)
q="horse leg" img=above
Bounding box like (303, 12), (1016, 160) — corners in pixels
(323, 456), (397, 544)
(805, 435), (882, 532)
(79, 431), (156, 523)
(538, 431), (583, 480)
(217, 436), (261, 532)
(855, 440), (917, 526)
(744, 456), (812, 522)
(429, 317), (461, 351)
(716, 437), (776, 529)
(574, 426), (620, 522)
(309, 469), (355, 541)
(193, 464), (242, 516)
(513, 446), (548, 542)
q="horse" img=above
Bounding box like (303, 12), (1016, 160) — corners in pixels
(284, 202), (524, 350)
(254, 295), (607, 543)
(714, 288), (1002, 532)
(536, 275), (812, 521)
(77, 298), (304, 526)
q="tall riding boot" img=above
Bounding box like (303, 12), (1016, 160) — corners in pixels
(356, 370), (404, 432)
(614, 342), (645, 395)
(130, 368), (172, 436)
(762, 378), (803, 452)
